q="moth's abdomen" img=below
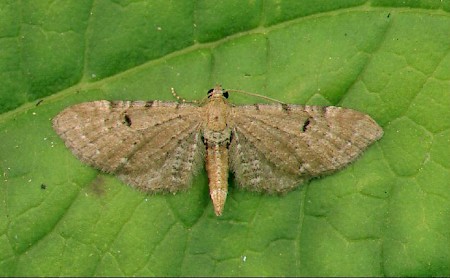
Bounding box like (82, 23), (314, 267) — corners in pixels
(205, 143), (229, 216)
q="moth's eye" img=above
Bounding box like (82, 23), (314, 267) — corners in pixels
(207, 88), (214, 97)
(223, 91), (229, 98)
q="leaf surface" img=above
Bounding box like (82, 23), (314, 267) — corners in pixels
(1, 1), (449, 276)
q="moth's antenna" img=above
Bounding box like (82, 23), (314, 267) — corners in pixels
(171, 88), (203, 104)
(227, 89), (286, 105)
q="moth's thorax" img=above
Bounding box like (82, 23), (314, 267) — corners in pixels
(203, 94), (231, 132)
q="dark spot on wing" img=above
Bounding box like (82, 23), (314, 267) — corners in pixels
(123, 114), (132, 126)
(281, 104), (291, 112)
(302, 118), (311, 132)
(110, 101), (123, 108)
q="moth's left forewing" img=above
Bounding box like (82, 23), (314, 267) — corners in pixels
(229, 104), (311, 173)
(229, 104), (383, 192)
(228, 104), (310, 193)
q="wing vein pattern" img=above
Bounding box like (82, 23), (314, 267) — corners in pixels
(229, 104), (382, 193)
(53, 100), (205, 192)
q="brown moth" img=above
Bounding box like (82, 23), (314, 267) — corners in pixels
(53, 85), (383, 216)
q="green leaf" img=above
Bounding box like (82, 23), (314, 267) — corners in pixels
(1, 0), (449, 276)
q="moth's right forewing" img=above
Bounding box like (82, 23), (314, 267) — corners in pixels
(53, 101), (205, 192)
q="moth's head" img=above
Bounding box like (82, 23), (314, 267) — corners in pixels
(207, 85), (229, 99)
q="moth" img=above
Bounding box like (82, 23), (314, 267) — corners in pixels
(53, 85), (383, 216)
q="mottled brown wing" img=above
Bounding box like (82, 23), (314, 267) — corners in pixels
(53, 100), (205, 192)
(229, 104), (383, 193)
